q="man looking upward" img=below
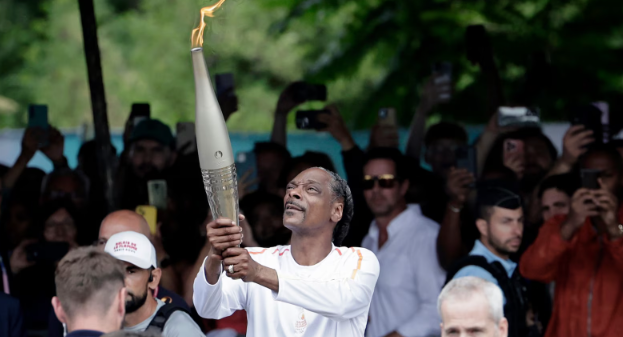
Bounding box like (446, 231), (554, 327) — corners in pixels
(193, 167), (380, 336)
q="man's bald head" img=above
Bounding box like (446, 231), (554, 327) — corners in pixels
(97, 210), (152, 249)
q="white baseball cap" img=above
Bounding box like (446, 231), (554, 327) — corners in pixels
(104, 231), (157, 269)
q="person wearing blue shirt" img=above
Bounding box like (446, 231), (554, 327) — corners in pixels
(444, 183), (528, 337)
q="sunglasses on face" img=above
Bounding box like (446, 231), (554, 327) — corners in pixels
(363, 174), (397, 190)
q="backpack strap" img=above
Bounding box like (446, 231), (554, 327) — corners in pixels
(444, 255), (501, 286)
(145, 303), (190, 332)
(445, 255), (527, 337)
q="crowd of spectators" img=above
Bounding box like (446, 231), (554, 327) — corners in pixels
(2, 34), (623, 337)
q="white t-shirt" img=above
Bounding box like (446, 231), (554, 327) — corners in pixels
(193, 245), (380, 337)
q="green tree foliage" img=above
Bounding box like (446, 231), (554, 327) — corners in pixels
(2, 0), (623, 130)
(0, 0), (383, 131)
(276, 0), (623, 127)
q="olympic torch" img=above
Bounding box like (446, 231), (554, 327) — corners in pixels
(191, 0), (239, 226)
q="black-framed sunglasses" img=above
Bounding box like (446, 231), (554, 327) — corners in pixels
(362, 174), (397, 190)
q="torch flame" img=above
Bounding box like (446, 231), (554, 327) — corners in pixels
(191, 0), (228, 48)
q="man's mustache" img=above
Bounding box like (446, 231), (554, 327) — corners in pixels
(285, 200), (306, 212)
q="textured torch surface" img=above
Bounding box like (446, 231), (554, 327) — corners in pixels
(202, 164), (239, 226)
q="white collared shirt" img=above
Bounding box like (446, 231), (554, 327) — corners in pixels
(362, 204), (446, 337)
(193, 245), (380, 337)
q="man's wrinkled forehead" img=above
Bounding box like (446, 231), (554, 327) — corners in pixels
(289, 168), (331, 187)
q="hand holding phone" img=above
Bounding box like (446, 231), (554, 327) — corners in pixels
(581, 169), (601, 190)
(276, 82), (321, 115)
(431, 62), (453, 101)
(130, 103), (150, 127)
(561, 125), (594, 164)
(446, 167), (475, 205)
(455, 146), (477, 179)
(26, 242), (70, 263)
(28, 104), (49, 148)
(292, 82), (327, 102)
(296, 110), (330, 130)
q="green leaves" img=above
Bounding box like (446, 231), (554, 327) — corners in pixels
(278, 0), (623, 125)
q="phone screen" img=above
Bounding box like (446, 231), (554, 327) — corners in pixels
(28, 104), (49, 147)
(147, 180), (168, 210)
(456, 146), (477, 178)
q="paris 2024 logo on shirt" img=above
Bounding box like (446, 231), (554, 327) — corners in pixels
(294, 307), (307, 334)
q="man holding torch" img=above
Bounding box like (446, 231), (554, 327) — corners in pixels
(190, 4), (378, 335)
(192, 167), (380, 336)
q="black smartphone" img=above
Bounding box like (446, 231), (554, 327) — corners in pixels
(216, 73), (235, 97)
(465, 24), (489, 65)
(28, 104), (49, 147)
(570, 104), (607, 144)
(295, 109), (330, 130)
(26, 242), (70, 263)
(456, 146), (477, 186)
(292, 82), (327, 102)
(581, 169), (601, 190)
(130, 103), (151, 126)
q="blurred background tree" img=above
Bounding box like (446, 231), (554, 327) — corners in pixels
(1, 0), (623, 130)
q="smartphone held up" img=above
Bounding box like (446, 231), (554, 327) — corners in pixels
(291, 82), (327, 102)
(497, 106), (540, 128)
(431, 62), (453, 101)
(295, 109), (330, 130)
(28, 104), (50, 147)
(130, 103), (151, 127)
(581, 169), (601, 190)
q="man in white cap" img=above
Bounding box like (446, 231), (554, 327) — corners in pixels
(104, 231), (203, 336)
